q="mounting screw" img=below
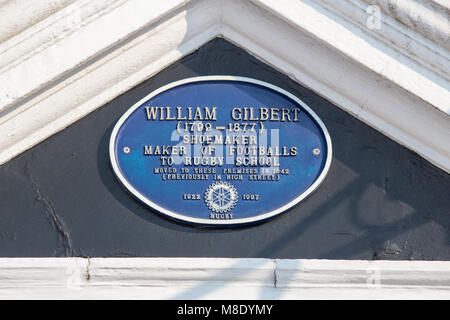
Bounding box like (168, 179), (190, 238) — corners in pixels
(313, 148), (320, 155)
(123, 147), (131, 154)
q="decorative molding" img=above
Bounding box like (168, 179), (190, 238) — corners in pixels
(319, 0), (449, 85)
(375, 0), (449, 50)
(0, 0), (448, 173)
(0, 0), (217, 165)
(0, 0), (77, 44)
(0, 258), (449, 299)
(232, 0), (449, 171)
(0, 1), (448, 300)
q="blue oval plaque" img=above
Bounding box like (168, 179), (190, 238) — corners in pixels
(110, 76), (332, 226)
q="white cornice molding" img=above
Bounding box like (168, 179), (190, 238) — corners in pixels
(0, 0), (77, 44)
(375, 0), (449, 50)
(235, 0), (449, 172)
(0, 0), (448, 172)
(0, 0), (190, 111)
(1, 258), (449, 299)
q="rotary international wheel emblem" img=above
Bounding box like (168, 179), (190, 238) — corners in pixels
(204, 182), (238, 213)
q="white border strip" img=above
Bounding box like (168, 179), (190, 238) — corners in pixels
(1, 258), (449, 299)
(109, 76), (332, 226)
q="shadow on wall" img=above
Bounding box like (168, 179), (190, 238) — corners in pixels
(97, 37), (450, 260)
(89, 1), (450, 300)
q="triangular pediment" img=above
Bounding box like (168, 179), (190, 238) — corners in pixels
(0, 0), (448, 171)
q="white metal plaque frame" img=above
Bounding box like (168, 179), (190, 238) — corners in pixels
(109, 76), (333, 225)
